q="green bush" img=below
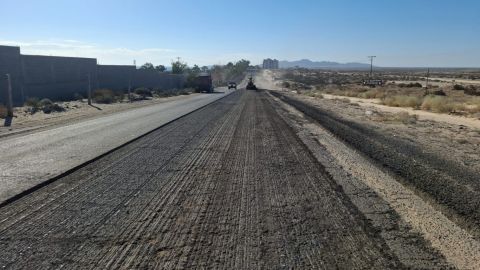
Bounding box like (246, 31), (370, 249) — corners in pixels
(93, 89), (115, 104)
(453, 84), (466, 90)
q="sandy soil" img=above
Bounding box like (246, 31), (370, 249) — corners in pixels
(0, 94), (198, 139)
(421, 77), (480, 85)
(321, 93), (480, 129)
(285, 92), (480, 176)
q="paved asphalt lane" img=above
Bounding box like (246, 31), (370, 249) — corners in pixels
(0, 89), (233, 204)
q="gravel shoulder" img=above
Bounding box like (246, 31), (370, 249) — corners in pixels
(321, 93), (480, 130)
(0, 94), (200, 139)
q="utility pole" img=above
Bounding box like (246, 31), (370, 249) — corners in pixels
(128, 75), (132, 102)
(368, 56), (376, 78)
(5, 74), (13, 118)
(425, 68), (430, 89)
(87, 73), (92, 105)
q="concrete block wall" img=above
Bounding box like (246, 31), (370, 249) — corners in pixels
(0, 45), (186, 105)
(97, 65), (136, 91)
(0, 46), (22, 105)
(21, 55), (97, 101)
(134, 70), (185, 90)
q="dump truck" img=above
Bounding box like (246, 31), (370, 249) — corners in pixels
(246, 76), (257, 90)
(194, 73), (214, 93)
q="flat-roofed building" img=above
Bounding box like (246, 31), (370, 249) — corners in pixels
(262, 58), (279, 69)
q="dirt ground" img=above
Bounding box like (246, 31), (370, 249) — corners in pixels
(3, 89), (480, 268)
(259, 70), (480, 171)
(0, 94), (197, 139)
(0, 90), (434, 269)
(269, 91), (480, 269)
(280, 92), (480, 175)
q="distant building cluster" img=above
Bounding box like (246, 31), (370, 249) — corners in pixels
(262, 58), (279, 69)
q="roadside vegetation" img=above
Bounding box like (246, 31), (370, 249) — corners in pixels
(23, 97), (65, 114)
(282, 69), (480, 117)
(7, 57), (249, 118)
(0, 104), (7, 118)
(210, 59), (252, 86)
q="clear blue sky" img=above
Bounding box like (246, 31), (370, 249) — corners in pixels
(1, 0), (479, 67)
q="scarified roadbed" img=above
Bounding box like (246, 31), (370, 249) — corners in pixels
(0, 90), (456, 269)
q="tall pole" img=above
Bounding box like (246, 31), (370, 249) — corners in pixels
(87, 73), (92, 105)
(128, 75), (132, 102)
(368, 56), (376, 78)
(5, 74), (13, 117)
(425, 68), (430, 89)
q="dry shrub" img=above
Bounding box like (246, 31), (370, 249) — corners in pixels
(372, 111), (417, 124)
(25, 97), (40, 108)
(398, 82), (423, 88)
(420, 96), (455, 113)
(465, 86), (480, 96)
(467, 98), (480, 113)
(0, 104), (7, 118)
(382, 95), (422, 108)
(358, 89), (385, 99)
(304, 91), (323, 99)
(344, 91), (360, 97)
(393, 111), (418, 124)
(93, 89), (115, 104)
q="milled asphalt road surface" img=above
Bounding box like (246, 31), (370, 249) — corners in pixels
(0, 89), (232, 204)
(0, 90), (404, 269)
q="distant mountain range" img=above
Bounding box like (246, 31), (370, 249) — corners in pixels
(279, 59), (372, 69)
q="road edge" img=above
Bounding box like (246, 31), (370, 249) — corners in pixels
(0, 91), (234, 208)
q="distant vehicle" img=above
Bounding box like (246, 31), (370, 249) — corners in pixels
(246, 77), (257, 90)
(194, 73), (214, 93)
(363, 79), (384, 87)
(228, 82), (237, 89)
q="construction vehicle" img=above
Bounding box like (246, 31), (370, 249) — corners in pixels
(246, 76), (257, 90)
(194, 73), (214, 93)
